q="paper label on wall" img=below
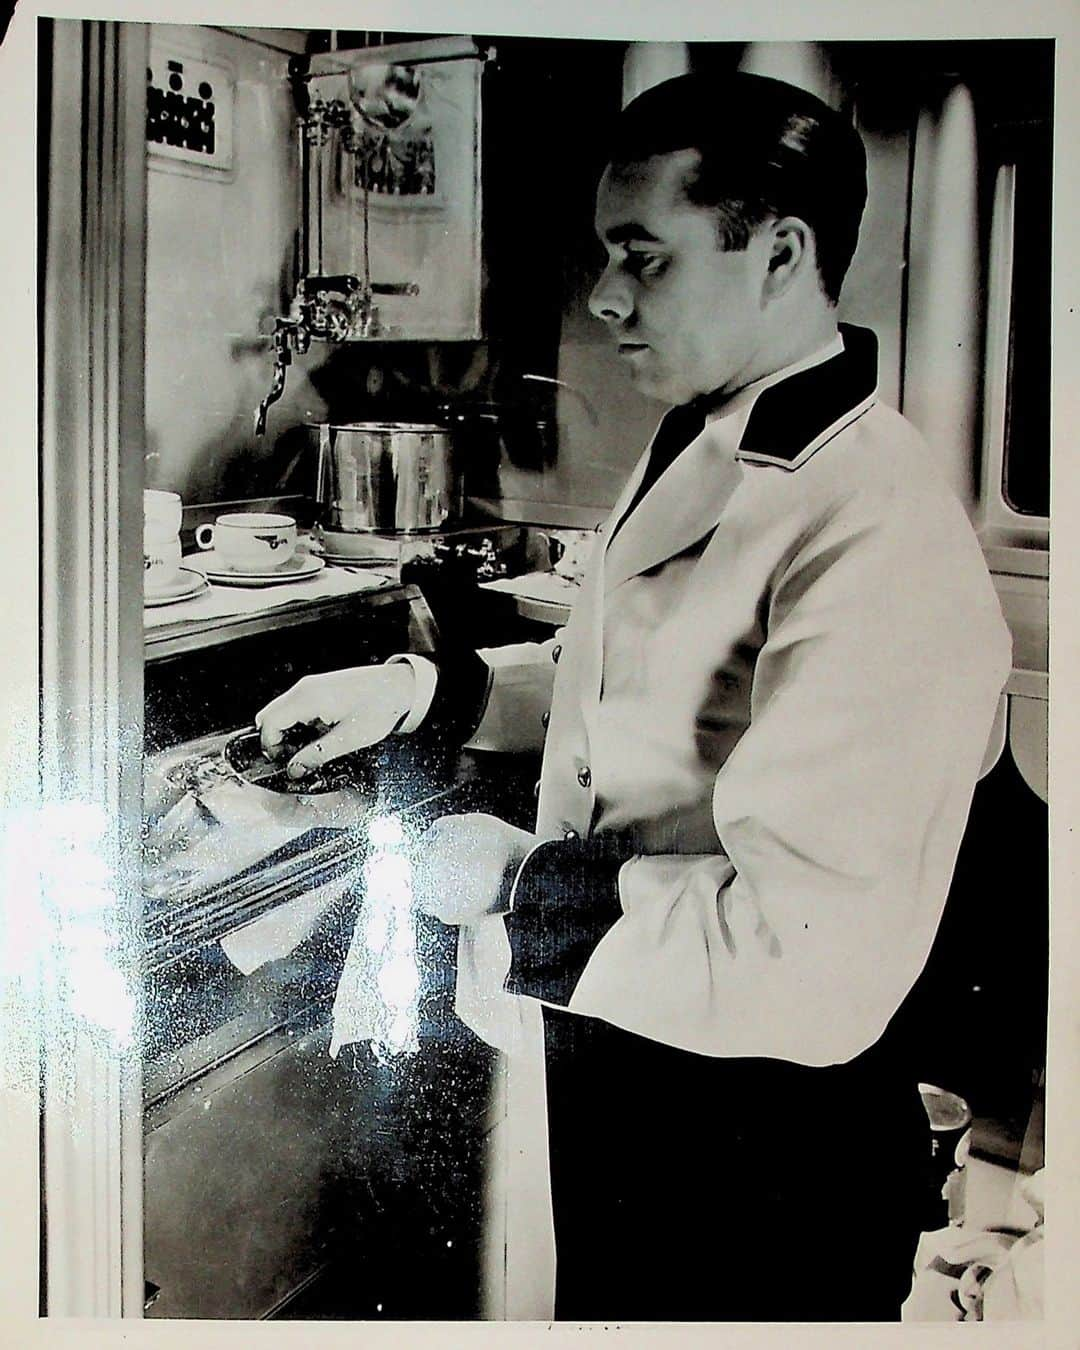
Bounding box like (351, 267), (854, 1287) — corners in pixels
(148, 44), (235, 175)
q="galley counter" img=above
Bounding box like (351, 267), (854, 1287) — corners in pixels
(141, 572), (556, 1320)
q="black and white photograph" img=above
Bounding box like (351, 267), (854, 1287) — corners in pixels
(2, 0), (1077, 1343)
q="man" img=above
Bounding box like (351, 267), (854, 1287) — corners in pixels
(257, 72), (1011, 1321)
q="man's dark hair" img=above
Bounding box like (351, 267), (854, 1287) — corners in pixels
(608, 72), (868, 304)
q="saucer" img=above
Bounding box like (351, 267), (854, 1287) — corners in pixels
(191, 550), (325, 587)
(144, 567), (210, 607)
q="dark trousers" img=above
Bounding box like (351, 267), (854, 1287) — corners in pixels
(542, 1006), (936, 1323)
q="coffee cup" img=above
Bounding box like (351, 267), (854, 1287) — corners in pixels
(144, 527), (183, 592)
(144, 489), (183, 535)
(195, 512), (298, 572)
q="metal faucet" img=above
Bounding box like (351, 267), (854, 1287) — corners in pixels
(253, 278), (421, 436)
(254, 319), (308, 438)
(253, 82), (425, 437)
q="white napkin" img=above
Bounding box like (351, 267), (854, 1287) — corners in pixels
(479, 571), (580, 607)
(330, 831), (540, 1061)
(219, 876), (351, 975)
(144, 564), (393, 630)
(455, 915), (538, 1057)
(329, 836), (422, 1059)
(143, 776), (316, 903)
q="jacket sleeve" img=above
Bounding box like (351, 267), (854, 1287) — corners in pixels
(462, 636), (562, 754)
(504, 487), (1013, 1064)
(405, 635), (561, 754)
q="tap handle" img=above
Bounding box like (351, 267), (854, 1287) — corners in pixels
(272, 320), (298, 359)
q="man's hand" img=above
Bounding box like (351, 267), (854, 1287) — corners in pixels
(255, 664), (415, 779)
(412, 813), (535, 925)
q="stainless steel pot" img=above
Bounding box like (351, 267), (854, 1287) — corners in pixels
(312, 421), (462, 534)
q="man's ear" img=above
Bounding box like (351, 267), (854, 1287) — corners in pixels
(762, 216), (813, 301)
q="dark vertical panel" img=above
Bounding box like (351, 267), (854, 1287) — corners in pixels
(1002, 112), (1053, 517)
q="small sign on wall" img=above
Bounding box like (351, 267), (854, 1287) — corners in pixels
(147, 44), (234, 175)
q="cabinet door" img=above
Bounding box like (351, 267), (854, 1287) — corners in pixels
(144, 1023), (351, 1319)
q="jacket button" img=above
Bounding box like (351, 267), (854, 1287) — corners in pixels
(577, 765), (592, 788)
(552, 644), (562, 664)
(541, 710), (550, 729)
(563, 828), (579, 841)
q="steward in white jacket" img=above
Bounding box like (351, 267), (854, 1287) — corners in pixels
(449, 323), (1010, 1068)
(258, 71), (1012, 1322)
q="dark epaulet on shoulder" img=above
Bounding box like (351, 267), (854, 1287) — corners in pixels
(735, 325), (879, 472)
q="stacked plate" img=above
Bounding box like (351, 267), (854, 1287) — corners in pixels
(190, 549), (325, 588)
(145, 568), (211, 607)
(144, 490), (211, 607)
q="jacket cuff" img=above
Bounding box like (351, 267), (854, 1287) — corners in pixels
(399, 644), (493, 747)
(503, 835), (632, 1007)
(384, 654), (439, 733)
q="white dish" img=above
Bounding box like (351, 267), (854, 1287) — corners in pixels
(144, 489), (183, 534)
(190, 550), (325, 586)
(144, 567), (210, 607)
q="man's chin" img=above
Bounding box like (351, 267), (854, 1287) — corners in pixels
(625, 364), (677, 405)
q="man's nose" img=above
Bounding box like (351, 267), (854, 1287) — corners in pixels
(588, 267), (632, 323)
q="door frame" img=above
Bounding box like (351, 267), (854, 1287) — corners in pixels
(38, 16), (148, 1318)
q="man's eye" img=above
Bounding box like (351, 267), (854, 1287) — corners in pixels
(627, 253), (666, 280)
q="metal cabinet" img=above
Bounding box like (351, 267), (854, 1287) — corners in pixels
(145, 1016), (348, 1319)
(142, 591), (542, 1318)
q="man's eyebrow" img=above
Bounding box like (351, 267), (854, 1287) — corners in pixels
(602, 223), (662, 245)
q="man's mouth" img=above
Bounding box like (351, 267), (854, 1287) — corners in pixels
(617, 342), (649, 357)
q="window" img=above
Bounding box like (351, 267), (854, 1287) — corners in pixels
(1000, 117), (1052, 519)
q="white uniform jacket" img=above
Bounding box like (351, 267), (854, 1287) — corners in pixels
(447, 326), (1012, 1066)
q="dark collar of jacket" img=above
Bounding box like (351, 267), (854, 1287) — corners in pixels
(731, 322), (879, 471)
(602, 325), (880, 592)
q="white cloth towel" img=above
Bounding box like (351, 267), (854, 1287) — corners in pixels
(330, 830), (539, 1061)
(145, 563), (393, 630)
(219, 878), (350, 975)
(455, 915), (537, 1057)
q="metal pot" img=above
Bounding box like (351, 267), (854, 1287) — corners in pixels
(311, 421), (462, 534)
